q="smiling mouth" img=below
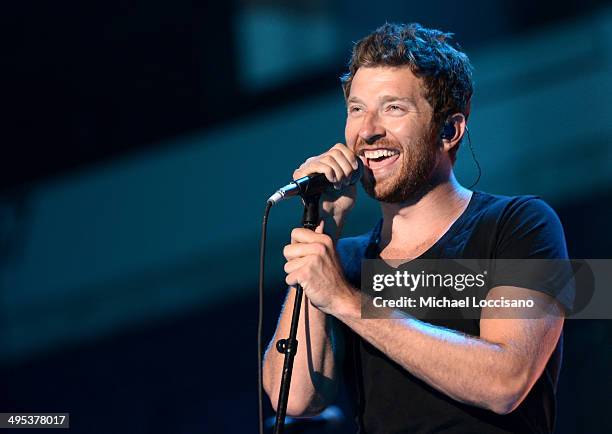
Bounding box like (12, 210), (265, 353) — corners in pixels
(359, 148), (401, 170)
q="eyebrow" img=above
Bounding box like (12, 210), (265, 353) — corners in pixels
(379, 95), (416, 105)
(347, 95), (416, 105)
(347, 96), (365, 104)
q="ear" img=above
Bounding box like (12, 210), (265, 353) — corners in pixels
(441, 113), (467, 154)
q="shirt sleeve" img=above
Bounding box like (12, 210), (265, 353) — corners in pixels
(490, 196), (575, 313)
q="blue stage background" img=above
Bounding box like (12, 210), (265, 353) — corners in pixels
(1, 1), (610, 432)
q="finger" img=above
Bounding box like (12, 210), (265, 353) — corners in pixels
(293, 160), (337, 183)
(331, 144), (359, 171)
(283, 242), (326, 260)
(291, 227), (332, 245)
(327, 149), (356, 184)
(284, 256), (308, 274)
(318, 155), (346, 183)
(315, 220), (324, 234)
(293, 156), (317, 178)
(286, 271), (301, 287)
(337, 144), (360, 170)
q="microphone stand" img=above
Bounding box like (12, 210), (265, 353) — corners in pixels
(272, 193), (320, 434)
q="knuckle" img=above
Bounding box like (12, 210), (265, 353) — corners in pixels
(325, 152), (340, 163)
(321, 235), (333, 247)
(320, 154), (334, 164)
(315, 243), (327, 256)
(294, 157), (319, 179)
(303, 156), (317, 166)
(328, 148), (342, 157)
(292, 169), (303, 180)
(320, 167), (335, 180)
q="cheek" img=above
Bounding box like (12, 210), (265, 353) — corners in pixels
(389, 118), (430, 146)
(344, 120), (359, 149)
(386, 118), (415, 138)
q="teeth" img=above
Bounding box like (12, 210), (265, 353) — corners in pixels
(364, 149), (399, 159)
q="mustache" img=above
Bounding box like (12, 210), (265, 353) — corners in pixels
(354, 138), (402, 156)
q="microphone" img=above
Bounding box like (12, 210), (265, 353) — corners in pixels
(267, 158), (363, 205)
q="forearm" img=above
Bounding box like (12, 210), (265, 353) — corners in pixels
(334, 294), (532, 414)
(263, 287), (340, 416)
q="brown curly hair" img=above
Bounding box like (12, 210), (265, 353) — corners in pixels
(341, 23), (474, 139)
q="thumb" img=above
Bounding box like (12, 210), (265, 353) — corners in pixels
(314, 219), (325, 234)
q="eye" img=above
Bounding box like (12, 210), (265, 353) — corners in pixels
(348, 105), (364, 114)
(386, 105), (404, 112)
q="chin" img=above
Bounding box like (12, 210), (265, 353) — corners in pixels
(362, 175), (403, 203)
(362, 171), (431, 203)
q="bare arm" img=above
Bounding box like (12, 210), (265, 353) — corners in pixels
(262, 288), (343, 416)
(263, 215), (348, 417)
(333, 285), (564, 414)
(263, 143), (358, 416)
(263, 142), (359, 416)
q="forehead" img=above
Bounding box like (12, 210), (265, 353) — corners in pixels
(349, 66), (425, 101)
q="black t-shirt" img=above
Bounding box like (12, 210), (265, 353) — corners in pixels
(336, 191), (570, 434)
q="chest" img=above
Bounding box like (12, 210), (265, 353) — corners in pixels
(379, 235), (442, 260)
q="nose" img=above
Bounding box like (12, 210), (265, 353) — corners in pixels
(359, 111), (386, 144)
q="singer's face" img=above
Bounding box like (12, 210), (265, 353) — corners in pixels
(345, 66), (439, 203)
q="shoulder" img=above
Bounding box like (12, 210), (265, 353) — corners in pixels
(472, 191), (562, 230)
(473, 190), (553, 217)
(336, 222), (380, 286)
(337, 231), (373, 268)
(473, 191), (567, 259)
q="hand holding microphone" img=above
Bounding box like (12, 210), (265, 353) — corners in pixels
(261, 145), (361, 431)
(268, 144), (362, 234)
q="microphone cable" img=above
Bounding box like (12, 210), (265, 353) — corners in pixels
(258, 200), (272, 434)
(465, 126), (481, 189)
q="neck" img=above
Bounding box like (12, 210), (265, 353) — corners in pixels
(379, 171), (472, 248)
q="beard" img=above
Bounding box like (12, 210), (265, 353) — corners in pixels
(357, 135), (439, 203)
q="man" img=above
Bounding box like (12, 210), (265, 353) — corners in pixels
(263, 23), (570, 433)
